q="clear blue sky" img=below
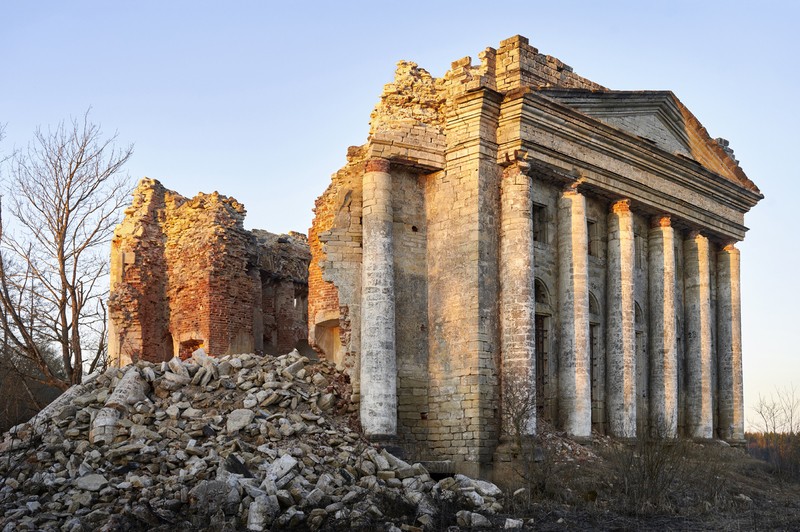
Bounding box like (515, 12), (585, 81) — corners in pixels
(2, 1), (797, 430)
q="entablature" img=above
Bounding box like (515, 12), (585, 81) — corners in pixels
(497, 91), (762, 242)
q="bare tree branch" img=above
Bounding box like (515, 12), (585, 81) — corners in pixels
(0, 111), (133, 389)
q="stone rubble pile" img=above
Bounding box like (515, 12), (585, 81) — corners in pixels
(0, 350), (505, 531)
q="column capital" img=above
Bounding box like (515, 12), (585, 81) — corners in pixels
(365, 158), (391, 173)
(687, 229), (706, 240)
(562, 182), (582, 196)
(501, 149), (531, 175)
(721, 241), (739, 252)
(650, 214), (671, 229)
(610, 199), (631, 214)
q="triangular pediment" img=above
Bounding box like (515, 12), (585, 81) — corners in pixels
(540, 90), (692, 156)
(537, 89), (760, 193)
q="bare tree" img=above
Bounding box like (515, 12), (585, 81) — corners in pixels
(0, 112), (132, 390)
(749, 385), (800, 480)
(753, 385), (800, 435)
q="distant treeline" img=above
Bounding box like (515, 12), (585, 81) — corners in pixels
(747, 432), (800, 480)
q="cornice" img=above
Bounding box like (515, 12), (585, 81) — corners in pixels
(496, 92), (761, 241)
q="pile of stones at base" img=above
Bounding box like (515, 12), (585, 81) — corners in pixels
(0, 349), (514, 531)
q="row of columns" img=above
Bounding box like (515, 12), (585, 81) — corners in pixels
(498, 178), (744, 441)
(358, 157), (744, 443)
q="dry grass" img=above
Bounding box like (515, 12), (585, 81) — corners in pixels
(497, 429), (800, 530)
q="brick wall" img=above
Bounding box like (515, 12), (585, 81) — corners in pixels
(108, 179), (171, 364)
(109, 180), (309, 365)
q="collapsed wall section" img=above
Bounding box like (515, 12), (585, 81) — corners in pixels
(307, 150), (365, 381)
(253, 230), (311, 355)
(109, 179), (310, 365)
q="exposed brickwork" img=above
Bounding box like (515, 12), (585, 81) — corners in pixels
(307, 148), (365, 383)
(161, 189), (253, 358)
(109, 179), (310, 365)
(108, 179), (171, 363)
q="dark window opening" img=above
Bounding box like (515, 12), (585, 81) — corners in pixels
(533, 203), (547, 243)
(635, 233), (644, 269)
(587, 220), (600, 257)
(535, 279), (550, 305)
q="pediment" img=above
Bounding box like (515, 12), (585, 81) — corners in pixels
(537, 89), (759, 193)
(539, 90), (692, 156)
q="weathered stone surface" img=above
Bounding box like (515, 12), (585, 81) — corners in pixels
(606, 200), (637, 438)
(717, 245), (744, 440)
(247, 494), (279, 530)
(308, 34), (760, 474)
(649, 217), (678, 436)
(74, 474), (108, 492)
(226, 409), (255, 433)
(504, 517), (524, 528)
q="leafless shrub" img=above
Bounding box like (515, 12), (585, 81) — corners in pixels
(605, 430), (689, 514)
(604, 422), (739, 516)
(516, 433), (571, 499)
(501, 369), (536, 449)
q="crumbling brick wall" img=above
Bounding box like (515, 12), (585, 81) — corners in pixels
(253, 230), (310, 356)
(162, 191), (255, 358)
(109, 180), (310, 365)
(307, 150), (365, 382)
(108, 179), (171, 364)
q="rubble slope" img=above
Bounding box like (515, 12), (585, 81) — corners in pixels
(0, 350), (506, 531)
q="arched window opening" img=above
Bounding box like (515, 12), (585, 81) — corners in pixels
(535, 278), (550, 306)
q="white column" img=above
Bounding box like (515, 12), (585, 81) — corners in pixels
(557, 184), (591, 438)
(648, 215), (678, 437)
(684, 232), (713, 439)
(606, 199), (636, 438)
(717, 243), (744, 441)
(360, 158), (397, 437)
(500, 158), (536, 437)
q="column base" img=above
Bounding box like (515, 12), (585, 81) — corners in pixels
(367, 434), (404, 459)
(724, 438), (747, 449)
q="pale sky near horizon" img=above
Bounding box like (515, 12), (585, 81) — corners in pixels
(1, 1), (798, 431)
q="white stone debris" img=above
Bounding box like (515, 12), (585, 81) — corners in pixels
(0, 350), (504, 531)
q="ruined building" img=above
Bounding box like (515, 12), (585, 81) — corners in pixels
(108, 178), (310, 365)
(309, 35), (762, 476)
